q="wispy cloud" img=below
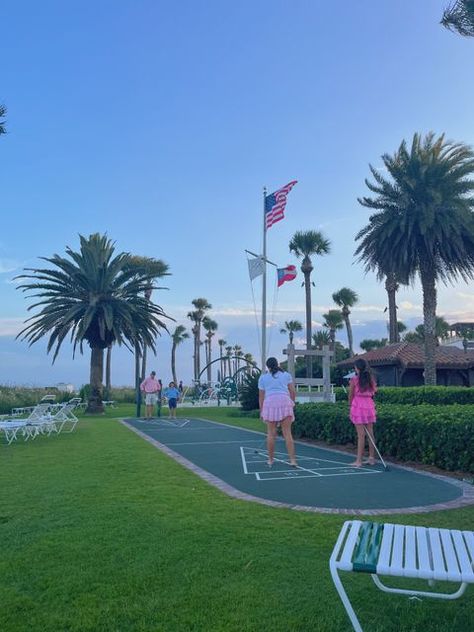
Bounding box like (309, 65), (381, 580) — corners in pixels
(0, 317), (25, 337)
(0, 258), (22, 274)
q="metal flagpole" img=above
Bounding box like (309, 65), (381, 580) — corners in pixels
(262, 186), (267, 371)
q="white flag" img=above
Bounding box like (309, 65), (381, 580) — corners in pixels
(248, 257), (265, 281)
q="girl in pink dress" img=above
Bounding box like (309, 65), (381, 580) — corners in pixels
(349, 358), (377, 467)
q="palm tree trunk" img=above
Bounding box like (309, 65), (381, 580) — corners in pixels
(206, 339), (212, 384)
(343, 314), (354, 356)
(196, 325), (201, 380)
(304, 270), (312, 377)
(105, 344), (112, 400)
(88, 346), (104, 413)
(135, 343), (142, 413)
(219, 347), (224, 379)
(420, 267), (437, 385)
(171, 342), (177, 385)
(193, 333), (199, 382)
(141, 345), (147, 381)
(385, 274), (399, 344)
(228, 356), (232, 377)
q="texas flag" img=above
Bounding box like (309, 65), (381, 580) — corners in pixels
(277, 265), (297, 287)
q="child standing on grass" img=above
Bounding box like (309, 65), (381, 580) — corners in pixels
(164, 381), (180, 419)
(349, 358), (377, 467)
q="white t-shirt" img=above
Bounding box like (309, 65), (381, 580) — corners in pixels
(258, 371), (293, 395)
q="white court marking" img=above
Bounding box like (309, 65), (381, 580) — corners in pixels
(240, 447), (382, 481)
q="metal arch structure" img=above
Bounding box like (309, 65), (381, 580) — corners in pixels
(197, 356), (259, 383)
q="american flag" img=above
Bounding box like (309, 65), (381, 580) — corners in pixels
(264, 180), (297, 229)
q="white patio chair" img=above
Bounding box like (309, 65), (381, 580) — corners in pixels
(48, 401), (79, 433)
(0, 420), (33, 444)
(330, 520), (474, 632)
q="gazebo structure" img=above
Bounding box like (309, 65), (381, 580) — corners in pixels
(284, 343), (335, 402)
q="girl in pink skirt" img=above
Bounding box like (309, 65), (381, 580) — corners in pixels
(349, 357), (377, 467)
(258, 357), (297, 467)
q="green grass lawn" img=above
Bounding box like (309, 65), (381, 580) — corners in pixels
(0, 406), (473, 631)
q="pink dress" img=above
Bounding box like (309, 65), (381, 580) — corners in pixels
(350, 376), (376, 425)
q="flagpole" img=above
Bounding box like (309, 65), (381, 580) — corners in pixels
(262, 186), (267, 371)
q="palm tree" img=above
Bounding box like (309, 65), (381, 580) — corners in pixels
(126, 256), (169, 382)
(0, 105), (6, 136)
(397, 321), (407, 337)
(187, 310), (200, 382)
(243, 352), (254, 375)
(233, 345), (242, 377)
(225, 345), (233, 378)
(441, 0), (474, 36)
(289, 230), (331, 376)
(202, 317), (218, 383)
(360, 338), (388, 352)
(171, 325), (189, 384)
(280, 320), (303, 346)
(332, 287), (358, 356)
(312, 330), (331, 349)
(190, 298), (212, 381)
(16, 233), (170, 413)
(356, 132), (474, 384)
(404, 317), (451, 345)
(217, 338), (227, 379)
(322, 309), (344, 349)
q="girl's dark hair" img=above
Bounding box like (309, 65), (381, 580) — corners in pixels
(354, 358), (375, 391)
(266, 357), (281, 376)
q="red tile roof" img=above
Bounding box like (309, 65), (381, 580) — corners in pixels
(338, 342), (474, 369)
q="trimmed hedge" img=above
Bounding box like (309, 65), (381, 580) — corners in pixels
(293, 402), (474, 473)
(335, 385), (474, 406)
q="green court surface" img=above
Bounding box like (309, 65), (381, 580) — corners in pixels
(124, 417), (474, 514)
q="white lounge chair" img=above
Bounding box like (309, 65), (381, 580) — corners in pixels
(48, 401), (79, 433)
(330, 520), (474, 632)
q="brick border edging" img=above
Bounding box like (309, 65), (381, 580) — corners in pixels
(120, 418), (474, 516)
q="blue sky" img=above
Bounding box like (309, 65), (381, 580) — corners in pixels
(1, 0), (474, 387)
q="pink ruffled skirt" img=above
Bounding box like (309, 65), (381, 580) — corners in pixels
(350, 397), (376, 425)
(261, 393), (295, 423)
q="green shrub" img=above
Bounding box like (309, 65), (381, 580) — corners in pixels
(334, 385), (474, 405)
(293, 401), (474, 473)
(0, 386), (71, 415)
(238, 371), (260, 411)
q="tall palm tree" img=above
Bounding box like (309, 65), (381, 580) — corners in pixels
(187, 310), (200, 382)
(0, 104), (6, 136)
(171, 325), (189, 385)
(225, 345), (233, 378)
(243, 352), (254, 375)
(280, 320), (303, 346)
(322, 309), (344, 349)
(441, 0), (474, 36)
(312, 330), (331, 349)
(202, 317), (218, 383)
(233, 345), (242, 377)
(217, 338), (227, 379)
(126, 255), (169, 382)
(16, 233), (170, 413)
(289, 230), (331, 376)
(190, 298), (212, 381)
(332, 287), (358, 356)
(356, 132), (474, 384)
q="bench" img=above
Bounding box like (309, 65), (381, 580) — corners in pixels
(330, 520), (474, 632)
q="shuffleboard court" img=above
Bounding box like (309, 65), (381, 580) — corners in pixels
(123, 417), (474, 514)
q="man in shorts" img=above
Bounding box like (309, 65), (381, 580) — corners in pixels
(140, 371), (161, 419)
